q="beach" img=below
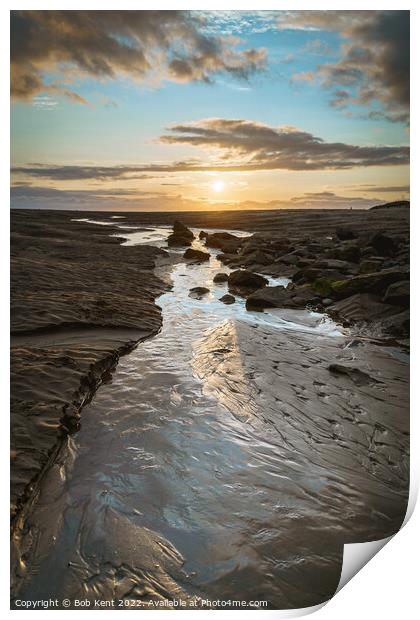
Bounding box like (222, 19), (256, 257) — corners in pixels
(11, 205), (409, 608)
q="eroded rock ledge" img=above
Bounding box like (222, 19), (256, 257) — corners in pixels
(10, 211), (170, 525)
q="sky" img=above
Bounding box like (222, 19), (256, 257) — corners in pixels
(10, 10), (410, 211)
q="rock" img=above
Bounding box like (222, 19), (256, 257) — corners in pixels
(314, 259), (356, 273)
(359, 258), (384, 274)
(329, 242), (361, 263)
(217, 253), (239, 266)
(205, 232), (242, 254)
(219, 294), (235, 305)
(183, 248), (210, 262)
(322, 298), (333, 306)
(336, 226), (358, 241)
(277, 252), (299, 267)
(245, 284), (319, 311)
(213, 272), (229, 283)
(328, 293), (398, 323)
(198, 230), (208, 240)
(368, 232), (398, 257)
(293, 267), (346, 285)
(383, 280), (409, 306)
(227, 270), (268, 295)
(241, 249), (274, 267)
(380, 310), (410, 338)
(189, 286), (210, 299)
(328, 364), (379, 386)
(330, 268), (409, 299)
(167, 221), (195, 247)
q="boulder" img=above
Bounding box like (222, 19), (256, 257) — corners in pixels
(336, 226), (357, 241)
(198, 230), (208, 240)
(314, 259), (356, 274)
(217, 252), (240, 266)
(205, 232), (242, 254)
(330, 268), (409, 299)
(245, 284), (319, 311)
(227, 269), (268, 296)
(276, 252), (299, 267)
(368, 232), (398, 257)
(183, 248), (210, 262)
(189, 286), (210, 299)
(383, 280), (409, 306)
(293, 267), (347, 285)
(167, 220), (195, 247)
(213, 272), (229, 283)
(241, 249), (275, 268)
(329, 243), (361, 264)
(359, 258), (384, 274)
(219, 294), (235, 305)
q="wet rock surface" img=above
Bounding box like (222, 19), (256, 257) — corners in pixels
(10, 211), (170, 523)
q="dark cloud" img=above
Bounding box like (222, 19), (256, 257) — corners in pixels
(10, 11), (266, 101)
(11, 165), (159, 181)
(358, 185), (409, 193)
(157, 118), (409, 171)
(283, 11), (409, 123)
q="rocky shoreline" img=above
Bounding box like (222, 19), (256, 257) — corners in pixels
(10, 204), (409, 534)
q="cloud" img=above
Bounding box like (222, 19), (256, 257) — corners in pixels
(282, 11), (409, 123)
(12, 119), (409, 180)
(10, 11), (266, 101)
(357, 185), (409, 193)
(157, 118), (409, 171)
(11, 165), (160, 181)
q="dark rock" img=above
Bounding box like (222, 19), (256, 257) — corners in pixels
(205, 232), (242, 254)
(380, 310), (410, 338)
(183, 248), (210, 262)
(213, 272), (229, 283)
(167, 221), (195, 247)
(330, 268), (409, 299)
(328, 293), (398, 323)
(241, 249), (274, 267)
(245, 284), (319, 311)
(219, 294), (235, 305)
(329, 242), (361, 263)
(359, 258), (384, 274)
(198, 230), (208, 240)
(314, 259), (356, 273)
(277, 252), (299, 266)
(228, 269), (268, 296)
(336, 226), (357, 241)
(189, 286), (210, 299)
(368, 232), (398, 257)
(217, 252), (240, 266)
(383, 280), (409, 306)
(293, 267), (346, 285)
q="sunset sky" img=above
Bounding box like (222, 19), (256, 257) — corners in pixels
(10, 10), (410, 211)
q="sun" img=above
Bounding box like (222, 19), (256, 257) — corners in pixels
(212, 179), (225, 193)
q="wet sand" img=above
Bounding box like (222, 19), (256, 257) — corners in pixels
(10, 208), (409, 609)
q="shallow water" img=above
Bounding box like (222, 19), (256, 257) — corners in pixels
(13, 226), (409, 609)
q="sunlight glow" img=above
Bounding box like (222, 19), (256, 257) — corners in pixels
(212, 179), (225, 193)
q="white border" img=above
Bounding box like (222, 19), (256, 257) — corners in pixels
(2, 2), (417, 618)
